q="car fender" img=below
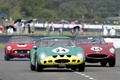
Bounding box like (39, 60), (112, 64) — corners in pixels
(30, 50), (36, 65)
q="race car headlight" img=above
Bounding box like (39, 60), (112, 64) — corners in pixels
(39, 53), (47, 60)
(14, 51), (17, 54)
(27, 51), (30, 54)
(77, 53), (83, 59)
(7, 46), (12, 50)
(109, 48), (115, 54)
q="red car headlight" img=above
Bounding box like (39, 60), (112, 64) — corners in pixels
(7, 46), (12, 50)
(109, 48), (115, 54)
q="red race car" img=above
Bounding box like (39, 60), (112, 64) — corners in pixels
(74, 36), (116, 67)
(4, 36), (36, 61)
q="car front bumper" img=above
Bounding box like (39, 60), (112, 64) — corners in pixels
(39, 55), (84, 66)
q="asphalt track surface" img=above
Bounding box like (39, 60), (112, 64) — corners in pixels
(0, 49), (120, 80)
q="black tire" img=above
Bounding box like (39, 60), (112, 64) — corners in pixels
(35, 58), (43, 72)
(30, 62), (35, 71)
(100, 61), (107, 67)
(30, 55), (35, 71)
(4, 54), (10, 61)
(108, 59), (116, 67)
(78, 63), (85, 72)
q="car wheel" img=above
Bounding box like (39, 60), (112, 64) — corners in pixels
(35, 58), (43, 72)
(108, 59), (116, 67)
(78, 63), (85, 72)
(100, 61), (107, 67)
(4, 54), (10, 61)
(30, 62), (35, 71)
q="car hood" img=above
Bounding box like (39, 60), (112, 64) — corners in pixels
(37, 46), (84, 56)
(6, 42), (36, 50)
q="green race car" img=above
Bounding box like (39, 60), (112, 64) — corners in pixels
(30, 36), (85, 72)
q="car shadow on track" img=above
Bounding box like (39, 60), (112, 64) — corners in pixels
(42, 69), (73, 72)
(85, 65), (109, 67)
(28, 68), (74, 73)
(0, 58), (30, 61)
(10, 58), (30, 61)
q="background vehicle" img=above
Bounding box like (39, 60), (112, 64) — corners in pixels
(75, 36), (116, 67)
(4, 36), (36, 61)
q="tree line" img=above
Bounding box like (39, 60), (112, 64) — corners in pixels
(0, 0), (120, 23)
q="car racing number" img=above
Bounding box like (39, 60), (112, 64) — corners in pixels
(52, 47), (69, 54)
(91, 46), (102, 51)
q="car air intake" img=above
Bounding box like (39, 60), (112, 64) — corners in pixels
(14, 50), (30, 54)
(55, 59), (70, 63)
(52, 55), (72, 58)
(87, 54), (108, 58)
(53, 55), (57, 58)
(60, 55), (64, 57)
(67, 55), (71, 57)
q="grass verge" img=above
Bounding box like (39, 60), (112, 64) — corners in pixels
(0, 43), (5, 49)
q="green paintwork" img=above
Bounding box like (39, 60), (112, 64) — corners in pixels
(35, 47), (84, 56)
(30, 36), (85, 65)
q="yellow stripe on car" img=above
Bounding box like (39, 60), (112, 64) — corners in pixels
(40, 55), (84, 65)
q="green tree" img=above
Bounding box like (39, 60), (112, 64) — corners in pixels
(21, 0), (47, 18)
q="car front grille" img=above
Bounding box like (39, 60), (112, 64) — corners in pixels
(51, 55), (72, 63)
(55, 59), (70, 63)
(13, 50), (30, 54)
(87, 54), (108, 59)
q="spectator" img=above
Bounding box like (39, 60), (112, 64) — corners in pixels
(49, 22), (55, 35)
(19, 23), (24, 34)
(24, 24), (28, 34)
(71, 29), (75, 35)
(14, 22), (20, 34)
(31, 22), (35, 35)
(45, 21), (49, 35)
(75, 28), (79, 34)
(28, 24), (31, 34)
(7, 27), (13, 35)
(59, 26), (63, 35)
(103, 27), (108, 36)
(109, 27), (116, 36)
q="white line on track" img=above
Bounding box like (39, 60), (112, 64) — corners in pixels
(74, 71), (97, 80)
(67, 68), (98, 80)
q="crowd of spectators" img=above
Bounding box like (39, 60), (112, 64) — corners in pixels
(44, 21), (84, 36)
(103, 27), (116, 36)
(0, 18), (36, 35)
(0, 18), (118, 36)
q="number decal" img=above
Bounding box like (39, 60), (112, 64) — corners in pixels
(91, 47), (102, 51)
(52, 47), (69, 53)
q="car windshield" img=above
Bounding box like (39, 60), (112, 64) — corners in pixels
(9, 37), (33, 42)
(75, 36), (107, 44)
(39, 38), (75, 47)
